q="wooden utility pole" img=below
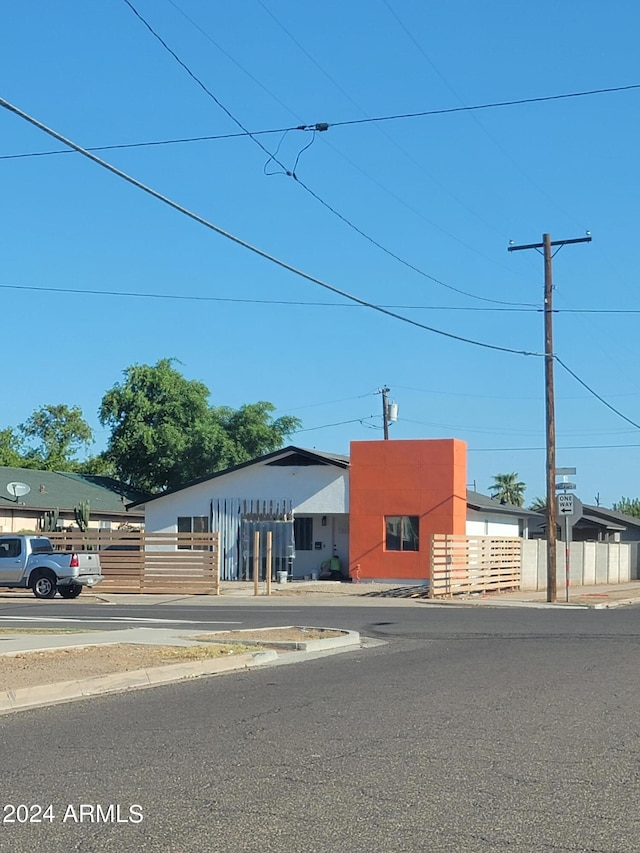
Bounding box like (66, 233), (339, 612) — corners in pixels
(382, 386), (390, 440)
(508, 233), (591, 602)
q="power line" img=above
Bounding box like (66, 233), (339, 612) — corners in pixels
(292, 415), (378, 433)
(128, 0), (530, 284)
(327, 83), (640, 129)
(281, 392), (379, 412)
(0, 128), (299, 161)
(555, 356), (640, 431)
(394, 382), (640, 403)
(120, 0), (532, 308)
(469, 442), (640, 452)
(380, 0), (589, 233)
(0, 95), (542, 358)
(6, 279), (640, 315)
(165, 0), (299, 120)
(0, 281), (540, 309)
(3, 84), (638, 162)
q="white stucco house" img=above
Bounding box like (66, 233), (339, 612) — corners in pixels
(466, 490), (538, 538)
(130, 446), (537, 581)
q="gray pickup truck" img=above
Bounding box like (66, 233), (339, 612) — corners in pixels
(0, 535), (104, 599)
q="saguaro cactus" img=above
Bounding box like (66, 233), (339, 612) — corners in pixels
(74, 500), (90, 532)
(40, 508), (59, 532)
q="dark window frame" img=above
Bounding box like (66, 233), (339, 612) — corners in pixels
(294, 517), (313, 551)
(177, 516), (209, 550)
(385, 516), (420, 552)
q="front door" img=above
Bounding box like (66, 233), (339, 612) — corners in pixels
(0, 538), (25, 582)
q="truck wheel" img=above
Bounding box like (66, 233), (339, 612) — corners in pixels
(30, 571), (58, 599)
(58, 584), (82, 599)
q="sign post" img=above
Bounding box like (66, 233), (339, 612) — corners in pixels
(556, 471), (577, 603)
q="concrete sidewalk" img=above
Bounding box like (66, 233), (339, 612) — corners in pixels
(2, 579), (639, 609)
(91, 580), (640, 609)
(422, 581), (640, 609)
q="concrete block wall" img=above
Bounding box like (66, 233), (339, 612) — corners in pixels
(521, 540), (632, 591)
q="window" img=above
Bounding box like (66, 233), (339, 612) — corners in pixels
(29, 538), (53, 555)
(0, 539), (21, 559)
(385, 516), (419, 552)
(177, 516), (209, 549)
(294, 517), (313, 551)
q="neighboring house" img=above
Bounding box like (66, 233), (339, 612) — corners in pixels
(0, 467), (146, 534)
(466, 490), (540, 538)
(133, 440), (536, 582)
(529, 502), (640, 543)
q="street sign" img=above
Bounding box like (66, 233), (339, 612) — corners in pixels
(555, 482), (576, 491)
(558, 494), (574, 515)
(555, 467), (576, 476)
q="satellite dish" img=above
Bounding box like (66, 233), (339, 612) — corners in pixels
(7, 482), (31, 500)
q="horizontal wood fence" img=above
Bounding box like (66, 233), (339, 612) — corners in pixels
(430, 534), (521, 598)
(47, 531), (220, 595)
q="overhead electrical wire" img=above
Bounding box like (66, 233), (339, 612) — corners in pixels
(0, 280), (539, 309)
(555, 357), (640, 431)
(255, 0), (532, 269)
(380, 0), (590, 234)
(119, 0), (533, 309)
(3, 101), (636, 436)
(0, 95), (542, 358)
(5, 280), (640, 312)
(3, 281), (636, 314)
(292, 415), (378, 433)
(469, 442), (640, 452)
(327, 83), (640, 129)
(3, 85), (638, 162)
(137, 0), (531, 278)
(0, 127), (296, 160)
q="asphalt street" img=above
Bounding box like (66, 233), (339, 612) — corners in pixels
(1, 602), (639, 852)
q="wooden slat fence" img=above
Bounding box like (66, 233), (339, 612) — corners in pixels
(429, 534), (521, 598)
(47, 531), (220, 595)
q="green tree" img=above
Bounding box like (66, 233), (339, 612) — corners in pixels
(214, 401), (301, 465)
(0, 427), (25, 468)
(73, 453), (117, 477)
(19, 404), (93, 470)
(612, 497), (640, 518)
(489, 472), (526, 506)
(99, 359), (301, 492)
(529, 496), (546, 512)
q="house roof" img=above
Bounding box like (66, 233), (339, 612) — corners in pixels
(580, 504), (640, 530)
(466, 490), (540, 517)
(129, 446), (351, 508)
(0, 467), (147, 517)
(528, 502), (640, 535)
(580, 513), (626, 531)
(130, 445), (544, 518)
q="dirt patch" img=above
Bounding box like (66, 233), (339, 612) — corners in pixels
(194, 627), (345, 643)
(0, 643), (259, 692)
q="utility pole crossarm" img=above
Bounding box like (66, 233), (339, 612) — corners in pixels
(508, 236), (592, 252)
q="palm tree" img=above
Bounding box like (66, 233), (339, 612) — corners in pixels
(529, 496), (546, 512)
(489, 472), (526, 506)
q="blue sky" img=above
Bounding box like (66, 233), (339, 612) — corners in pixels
(2, 0), (639, 507)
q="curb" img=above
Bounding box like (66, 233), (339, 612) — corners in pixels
(417, 598), (590, 610)
(0, 649), (277, 715)
(588, 597), (640, 609)
(195, 626), (361, 652)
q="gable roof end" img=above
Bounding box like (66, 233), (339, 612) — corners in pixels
(128, 446), (350, 508)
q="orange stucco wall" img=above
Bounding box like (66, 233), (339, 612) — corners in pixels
(349, 439), (467, 581)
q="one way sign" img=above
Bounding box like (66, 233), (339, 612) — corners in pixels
(558, 494), (574, 515)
